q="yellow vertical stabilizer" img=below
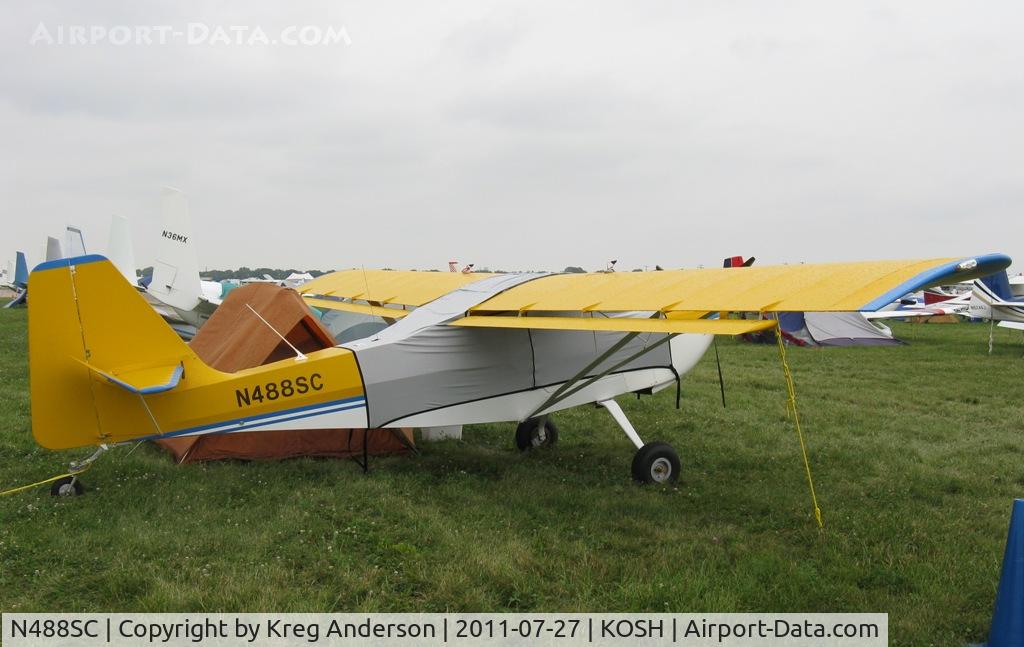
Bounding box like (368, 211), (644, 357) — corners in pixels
(28, 255), (366, 451)
(28, 255), (196, 449)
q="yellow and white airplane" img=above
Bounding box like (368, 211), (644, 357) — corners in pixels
(27, 252), (1010, 494)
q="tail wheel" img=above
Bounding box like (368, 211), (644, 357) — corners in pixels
(515, 417), (559, 451)
(50, 476), (84, 497)
(631, 442), (680, 484)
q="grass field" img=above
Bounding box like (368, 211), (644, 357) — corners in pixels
(1, 303), (1022, 645)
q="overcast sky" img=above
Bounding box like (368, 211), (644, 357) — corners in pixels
(2, 1), (1022, 273)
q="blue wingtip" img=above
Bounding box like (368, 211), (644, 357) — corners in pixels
(32, 254), (109, 273)
(860, 253), (1013, 311)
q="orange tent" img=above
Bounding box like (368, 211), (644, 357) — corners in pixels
(155, 283), (413, 463)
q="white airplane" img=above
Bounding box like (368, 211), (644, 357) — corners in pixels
(143, 188), (224, 334)
(107, 215), (139, 286)
(968, 271), (1024, 335)
(2, 251), (29, 308)
(6, 227), (87, 308)
(861, 292), (971, 321)
(44, 236), (63, 263)
(65, 226), (86, 258)
(240, 274), (284, 285)
(38, 226), (88, 264)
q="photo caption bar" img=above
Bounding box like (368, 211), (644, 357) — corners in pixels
(2, 613), (886, 646)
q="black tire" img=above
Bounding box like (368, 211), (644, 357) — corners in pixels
(515, 417), (559, 451)
(631, 442), (680, 484)
(50, 476), (84, 497)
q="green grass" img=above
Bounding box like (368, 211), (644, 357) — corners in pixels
(1, 304), (1022, 645)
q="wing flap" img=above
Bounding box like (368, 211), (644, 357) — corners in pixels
(303, 297), (411, 319)
(451, 315), (776, 335)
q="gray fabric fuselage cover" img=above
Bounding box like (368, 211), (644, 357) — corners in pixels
(342, 274), (673, 427)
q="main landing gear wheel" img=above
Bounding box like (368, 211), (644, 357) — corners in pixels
(50, 476), (84, 497)
(515, 417), (559, 451)
(631, 442), (680, 485)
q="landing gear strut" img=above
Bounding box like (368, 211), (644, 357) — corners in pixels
(50, 476), (84, 497)
(47, 444), (108, 497)
(598, 399), (680, 484)
(515, 417), (559, 451)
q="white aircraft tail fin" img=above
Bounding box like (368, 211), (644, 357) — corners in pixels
(107, 215), (138, 285)
(149, 187), (203, 311)
(969, 281), (995, 319)
(969, 278), (1024, 323)
(65, 226), (87, 257)
(45, 236), (63, 262)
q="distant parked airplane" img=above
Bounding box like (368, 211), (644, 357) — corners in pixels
(143, 188), (224, 334)
(2, 251), (29, 308)
(968, 272), (1024, 342)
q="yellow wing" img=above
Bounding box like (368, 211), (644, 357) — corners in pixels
(454, 254), (1010, 333)
(299, 269), (494, 315)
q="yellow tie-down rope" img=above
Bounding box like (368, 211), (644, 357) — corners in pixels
(0, 464), (92, 497)
(774, 324), (824, 529)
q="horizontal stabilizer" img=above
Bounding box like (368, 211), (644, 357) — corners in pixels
(451, 315), (776, 336)
(3, 289), (27, 308)
(79, 360), (184, 394)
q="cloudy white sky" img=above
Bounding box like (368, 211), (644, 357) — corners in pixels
(2, 1), (1022, 273)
